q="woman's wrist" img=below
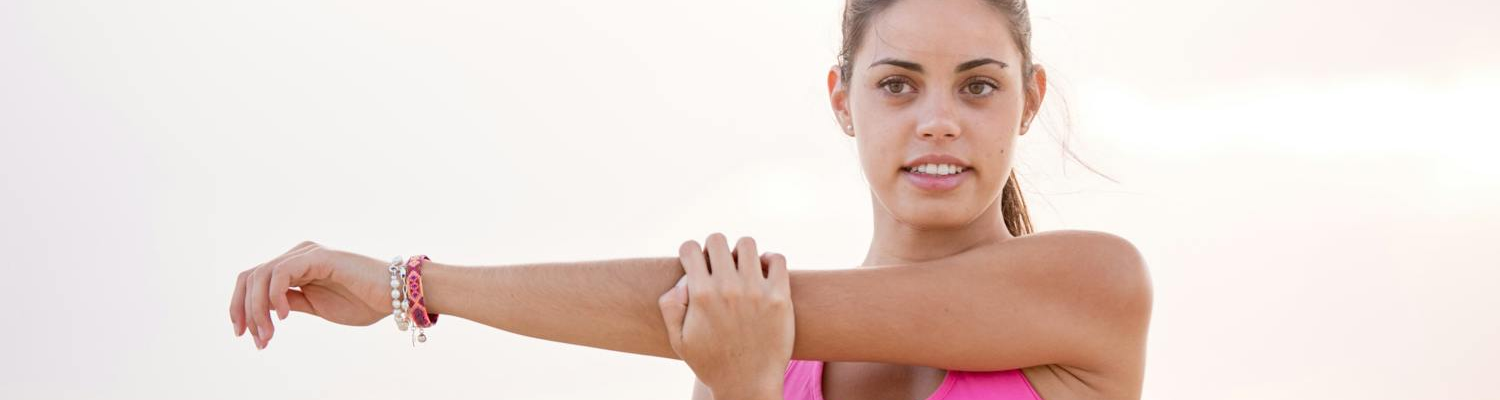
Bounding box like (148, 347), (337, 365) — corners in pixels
(711, 381), (783, 400)
(418, 260), (461, 316)
(709, 371), (786, 400)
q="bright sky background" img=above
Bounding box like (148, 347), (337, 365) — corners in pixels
(3, 0), (1497, 399)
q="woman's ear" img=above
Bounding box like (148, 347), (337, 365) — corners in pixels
(1021, 64), (1048, 136)
(827, 66), (854, 137)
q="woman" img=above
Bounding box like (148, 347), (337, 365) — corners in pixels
(228, 0), (1153, 399)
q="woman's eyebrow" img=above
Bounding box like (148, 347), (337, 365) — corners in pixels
(955, 58), (1008, 72)
(869, 57), (923, 72)
(868, 57), (1009, 74)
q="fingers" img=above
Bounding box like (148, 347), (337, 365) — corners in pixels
(683, 232), (778, 291)
(679, 240), (711, 289)
(268, 267), (292, 322)
(734, 236), (762, 282)
(704, 233), (736, 285)
(763, 252), (789, 294)
(268, 250), (318, 321)
(236, 242), (319, 350)
(656, 275), (689, 358)
(231, 270), (250, 337)
(243, 269), (261, 348)
(250, 249), (316, 348)
(248, 265), (273, 347)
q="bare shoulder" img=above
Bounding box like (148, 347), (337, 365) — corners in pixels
(993, 229), (1153, 393)
(1001, 229), (1151, 315)
(1001, 229), (1144, 261)
(991, 229), (1150, 286)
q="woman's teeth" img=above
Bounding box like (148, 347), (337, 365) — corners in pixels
(905, 163), (967, 176)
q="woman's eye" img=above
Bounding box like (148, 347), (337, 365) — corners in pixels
(880, 79), (913, 95)
(963, 81), (997, 96)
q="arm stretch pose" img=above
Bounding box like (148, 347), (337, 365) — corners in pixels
(229, 0), (1155, 398)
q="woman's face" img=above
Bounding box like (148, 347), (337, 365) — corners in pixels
(829, 0), (1043, 230)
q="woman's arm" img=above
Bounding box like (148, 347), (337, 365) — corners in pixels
(422, 255), (686, 358)
(422, 229), (1151, 374)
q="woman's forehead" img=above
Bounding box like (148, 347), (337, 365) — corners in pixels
(856, 0), (1020, 68)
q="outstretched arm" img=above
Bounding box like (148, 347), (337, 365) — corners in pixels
(422, 255), (686, 358)
(422, 229), (1151, 374)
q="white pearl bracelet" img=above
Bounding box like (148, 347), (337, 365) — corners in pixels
(387, 256), (411, 332)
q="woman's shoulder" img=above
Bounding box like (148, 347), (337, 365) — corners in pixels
(984, 229), (1153, 390)
(989, 229), (1146, 271)
(982, 228), (1153, 316)
(1006, 228), (1139, 250)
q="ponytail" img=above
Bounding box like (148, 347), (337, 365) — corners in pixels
(1001, 170), (1033, 236)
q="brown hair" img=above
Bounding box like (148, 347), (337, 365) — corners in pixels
(838, 0), (1039, 236)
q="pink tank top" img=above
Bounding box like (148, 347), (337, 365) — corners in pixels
(782, 360), (1043, 400)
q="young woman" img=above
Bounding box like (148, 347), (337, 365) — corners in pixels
(227, 0), (1153, 399)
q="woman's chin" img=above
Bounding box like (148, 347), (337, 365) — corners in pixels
(893, 206), (978, 230)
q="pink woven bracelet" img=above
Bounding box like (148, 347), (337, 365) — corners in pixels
(405, 255), (438, 342)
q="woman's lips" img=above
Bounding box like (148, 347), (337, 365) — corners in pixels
(902, 169), (969, 192)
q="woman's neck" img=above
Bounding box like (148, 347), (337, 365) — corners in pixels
(861, 195), (1014, 267)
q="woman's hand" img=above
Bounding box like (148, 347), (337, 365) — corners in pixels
(228, 241), (394, 350)
(657, 233), (794, 400)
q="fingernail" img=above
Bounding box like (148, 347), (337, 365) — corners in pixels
(278, 311), (286, 321)
(259, 326), (268, 340)
(675, 276), (687, 287)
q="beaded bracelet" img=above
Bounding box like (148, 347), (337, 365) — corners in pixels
(405, 255), (439, 345)
(386, 256), (410, 332)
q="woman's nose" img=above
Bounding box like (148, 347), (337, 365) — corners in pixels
(915, 96), (961, 141)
